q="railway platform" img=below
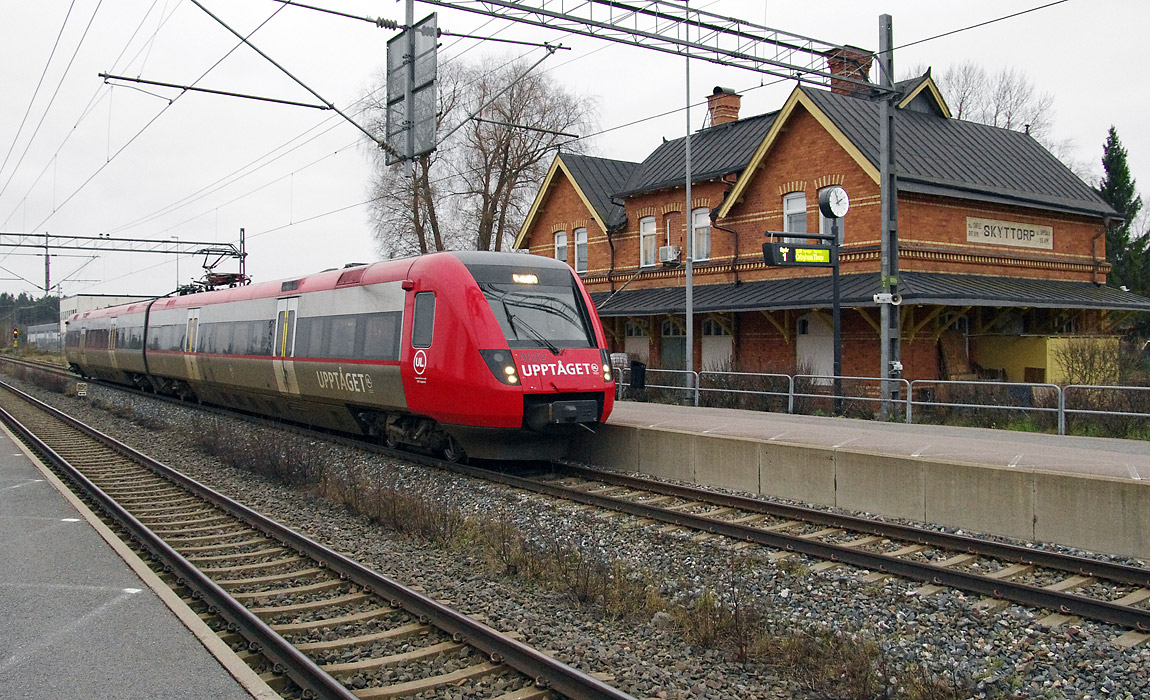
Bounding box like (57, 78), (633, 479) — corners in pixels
(572, 401), (1150, 560)
(0, 427), (274, 700)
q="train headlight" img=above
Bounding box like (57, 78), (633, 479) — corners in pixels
(599, 349), (614, 384)
(480, 349), (521, 386)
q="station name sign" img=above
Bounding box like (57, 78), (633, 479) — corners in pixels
(966, 217), (1053, 250)
(762, 242), (833, 267)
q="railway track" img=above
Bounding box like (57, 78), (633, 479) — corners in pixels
(7, 355), (1150, 644)
(0, 377), (636, 700)
(488, 463), (1150, 645)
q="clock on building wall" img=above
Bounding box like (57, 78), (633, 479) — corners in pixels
(819, 185), (849, 218)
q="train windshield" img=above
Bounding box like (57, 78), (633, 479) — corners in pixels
(474, 268), (596, 351)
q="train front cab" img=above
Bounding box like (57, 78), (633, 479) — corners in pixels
(399, 253), (614, 460)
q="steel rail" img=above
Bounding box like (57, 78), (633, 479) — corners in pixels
(0, 380), (637, 700)
(0, 388), (358, 700)
(449, 463), (1150, 632)
(553, 464), (1150, 588)
(12, 359), (1147, 632)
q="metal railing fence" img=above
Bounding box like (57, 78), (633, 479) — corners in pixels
(616, 365), (1149, 438)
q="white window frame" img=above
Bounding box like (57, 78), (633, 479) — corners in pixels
(783, 192), (807, 244)
(701, 318), (730, 336)
(574, 227), (587, 272)
(640, 216), (657, 267)
(692, 208), (711, 261)
(817, 187), (845, 246)
(554, 230), (567, 265)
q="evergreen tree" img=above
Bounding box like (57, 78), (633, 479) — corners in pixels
(1098, 126), (1146, 296)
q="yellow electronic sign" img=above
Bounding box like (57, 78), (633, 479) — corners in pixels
(762, 243), (834, 267)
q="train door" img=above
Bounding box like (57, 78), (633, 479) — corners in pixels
(184, 308), (202, 381)
(79, 326), (88, 366)
(273, 297), (300, 395)
(410, 291), (435, 387)
(108, 318), (119, 369)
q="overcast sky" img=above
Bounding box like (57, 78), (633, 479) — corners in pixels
(1, 0), (1144, 300)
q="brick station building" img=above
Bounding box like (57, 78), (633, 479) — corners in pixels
(514, 60), (1150, 384)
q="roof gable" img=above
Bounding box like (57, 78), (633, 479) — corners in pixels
(896, 73), (951, 118)
(514, 153), (636, 249)
(715, 87), (879, 218)
(717, 85), (1115, 219)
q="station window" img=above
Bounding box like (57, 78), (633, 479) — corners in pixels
(574, 227), (587, 273)
(640, 216), (657, 267)
(783, 191), (807, 243)
(692, 208), (711, 261)
(554, 231), (567, 265)
(701, 318), (730, 336)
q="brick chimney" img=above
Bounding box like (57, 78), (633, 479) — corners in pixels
(706, 86), (741, 126)
(826, 46), (874, 96)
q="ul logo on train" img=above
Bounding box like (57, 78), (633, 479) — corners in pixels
(413, 349), (428, 376)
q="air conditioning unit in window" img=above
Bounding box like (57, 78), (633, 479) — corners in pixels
(658, 245), (681, 266)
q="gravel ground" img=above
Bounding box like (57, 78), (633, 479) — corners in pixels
(15, 378), (1150, 700)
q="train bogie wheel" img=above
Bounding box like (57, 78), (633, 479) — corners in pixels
(441, 436), (466, 463)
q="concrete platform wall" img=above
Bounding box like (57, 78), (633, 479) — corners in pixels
(571, 425), (1150, 560)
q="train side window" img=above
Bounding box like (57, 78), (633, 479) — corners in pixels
(362, 312), (401, 361)
(293, 318), (311, 357)
(306, 317), (328, 358)
(233, 322), (252, 355)
(412, 292), (435, 349)
(257, 319), (275, 356)
(329, 316), (357, 357)
(216, 323), (234, 354)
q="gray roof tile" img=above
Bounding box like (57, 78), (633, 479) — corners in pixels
(803, 88), (1116, 218)
(616, 112), (777, 197)
(592, 271), (1150, 316)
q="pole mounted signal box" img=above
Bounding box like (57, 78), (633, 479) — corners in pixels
(762, 242), (834, 267)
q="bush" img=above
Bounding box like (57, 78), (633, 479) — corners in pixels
(188, 417), (323, 486)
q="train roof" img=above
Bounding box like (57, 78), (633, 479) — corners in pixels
(68, 251), (563, 321)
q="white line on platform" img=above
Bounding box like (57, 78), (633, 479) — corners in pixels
(0, 588), (139, 675)
(833, 437), (858, 448)
(1128, 464), (1142, 481)
(768, 431), (792, 440)
(1008, 454), (1023, 467)
(4, 479), (43, 490)
(911, 445), (932, 457)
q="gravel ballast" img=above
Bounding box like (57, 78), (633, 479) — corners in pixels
(14, 379), (1150, 700)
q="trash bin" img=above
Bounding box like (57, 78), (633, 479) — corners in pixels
(629, 360), (646, 390)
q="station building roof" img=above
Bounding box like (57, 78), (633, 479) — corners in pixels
(592, 271), (1150, 317)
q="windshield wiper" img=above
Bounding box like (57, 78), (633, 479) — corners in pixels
(510, 313), (560, 355)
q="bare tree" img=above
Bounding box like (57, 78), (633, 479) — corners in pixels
(362, 56), (597, 257)
(903, 61), (1087, 177)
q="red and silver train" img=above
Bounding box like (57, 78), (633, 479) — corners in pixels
(65, 251), (615, 460)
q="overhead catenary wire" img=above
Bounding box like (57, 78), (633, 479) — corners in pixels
(24, 4), (289, 235)
(0, 0), (178, 230)
(0, 0), (105, 204)
(187, 0), (400, 159)
(0, 0), (79, 187)
(84, 6), (559, 241)
(8, 0), (1082, 296)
